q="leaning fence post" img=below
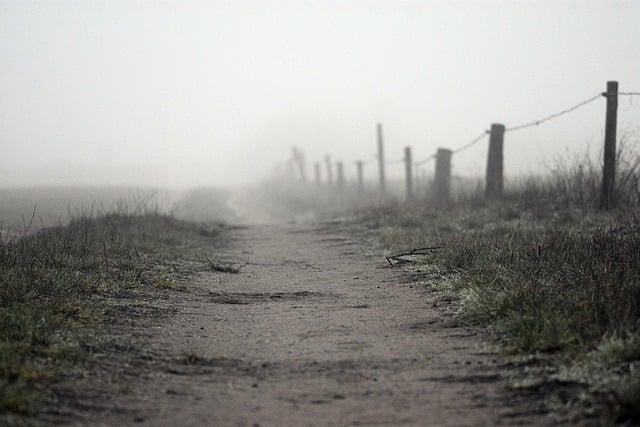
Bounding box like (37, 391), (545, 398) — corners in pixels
(336, 162), (345, 190)
(600, 81), (618, 210)
(377, 123), (386, 192)
(325, 155), (334, 185)
(485, 123), (505, 199)
(434, 148), (452, 204)
(356, 161), (364, 190)
(404, 146), (413, 201)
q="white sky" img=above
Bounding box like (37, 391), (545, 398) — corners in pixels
(1, 0), (639, 188)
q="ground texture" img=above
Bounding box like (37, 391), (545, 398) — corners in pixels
(44, 222), (562, 426)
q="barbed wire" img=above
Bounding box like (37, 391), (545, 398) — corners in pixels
(452, 131), (490, 154)
(309, 90), (639, 173)
(417, 89), (640, 161)
(619, 92), (640, 111)
(505, 93), (602, 133)
(414, 155), (436, 167)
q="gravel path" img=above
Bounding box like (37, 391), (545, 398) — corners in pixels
(77, 222), (556, 426)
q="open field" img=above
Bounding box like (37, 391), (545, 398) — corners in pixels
(1, 213), (571, 426)
(2, 1), (638, 424)
(0, 186), (239, 236)
(2, 151), (640, 426)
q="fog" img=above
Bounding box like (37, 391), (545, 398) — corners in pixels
(1, 0), (639, 189)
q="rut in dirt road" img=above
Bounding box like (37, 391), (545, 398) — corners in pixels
(89, 222), (556, 426)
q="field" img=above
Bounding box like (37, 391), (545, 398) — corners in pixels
(0, 186), (239, 235)
(1, 147), (640, 425)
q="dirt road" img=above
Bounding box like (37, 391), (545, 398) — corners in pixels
(64, 222), (556, 426)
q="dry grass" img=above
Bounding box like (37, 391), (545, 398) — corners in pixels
(351, 199), (640, 424)
(0, 208), (225, 423)
(346, 133), (640, 424)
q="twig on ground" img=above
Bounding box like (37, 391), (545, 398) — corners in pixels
(385, 246), (442, 267)
(203, 253), (242, 274)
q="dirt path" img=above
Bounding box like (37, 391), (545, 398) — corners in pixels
(69, 222), (556, 426)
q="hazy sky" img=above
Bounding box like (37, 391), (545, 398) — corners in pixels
(1, 0), (639, 188)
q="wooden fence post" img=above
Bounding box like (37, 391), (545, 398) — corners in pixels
(485, 123), (505, 199)
(336, 162), (345, 190)
(314, 162), (321, 185)
(325, 155), (334, 185)
(600, 81), (618, 210)
(404, 146), (413, 201)
(356, 161), (364, 190)
(377, 123), (386, 192)
(434, 148), (452, 204)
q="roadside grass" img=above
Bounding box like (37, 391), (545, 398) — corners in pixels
(348, 133), (640, 423)
(0, 209), (225, 423)
(352, 197), (640, 423)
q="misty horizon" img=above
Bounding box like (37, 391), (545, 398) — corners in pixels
(1, 0), (639, 189)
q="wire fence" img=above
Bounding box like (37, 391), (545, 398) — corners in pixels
(452, 131), (490, 154)
(414, 154), (436, 167)
(504, 93), (603, 133)
(446, 90), (640, 157)
(305, 86), (640, 199)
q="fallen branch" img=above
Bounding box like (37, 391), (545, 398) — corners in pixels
(202, 253), (242, 274)
(385, 246), (442, 267)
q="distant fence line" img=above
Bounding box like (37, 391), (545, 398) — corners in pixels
(296, 81), (639, 210)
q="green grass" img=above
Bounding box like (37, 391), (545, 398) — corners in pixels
(351, 201), (640, 424)
(0, 210), (225, 422)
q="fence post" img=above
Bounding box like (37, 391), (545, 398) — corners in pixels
(434, 148), (452, 204)
(600, 81), (618, 210)
(404, 146), (413, 201)
(325, 155), (334, 185)
(314, 162), (321, 185)
(377, 123), (386, 192)
(356, 161), (364, 190)
(485, 123), (505, 199)
(336, 162), (345, 190)
(292, 146), (306, 181)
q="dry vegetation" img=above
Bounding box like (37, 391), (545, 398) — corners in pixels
(2, 134), (639, 425)
(232, 151), (640, 424)
(347, 140), (640, 424)
(0, 207), (226, 425)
